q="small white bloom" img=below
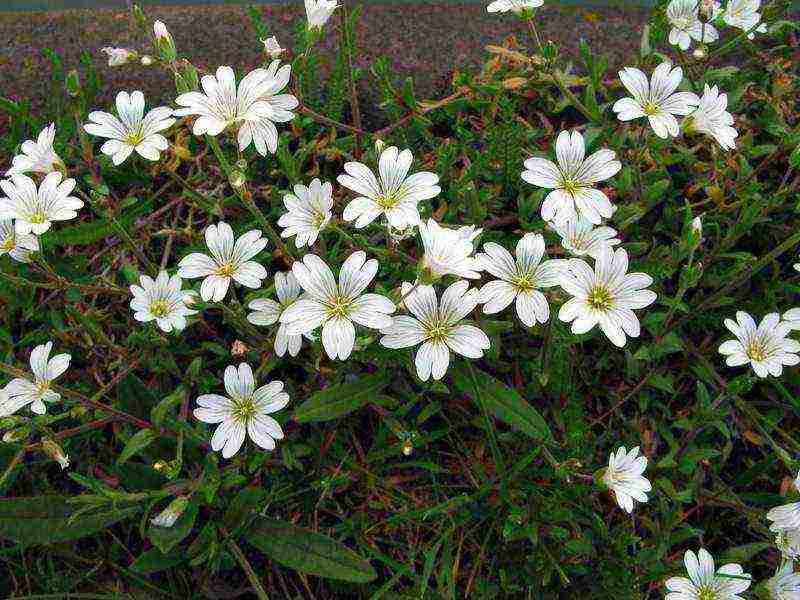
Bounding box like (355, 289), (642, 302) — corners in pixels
(768, 472), (800, 532)
(522, 130), (621, 225)
(723, 0), (768, 38)
(305, 0), (338, 29)
(84, 91), (175, 166)
(0, 219), (39, 263)
(248, 272), (305, 358)
(718, 312), (800, 378)
(6, 123), (64, 176)
(685, 84), (738, 151)
(691, 216), (703, 237)
(261, 36), (284, 58)
(476, 233), (566, 327)
(550, 215), (620, 260)
(0, 172), (83, 235)
(151, 496), (188, 528)
(174, 63), (298, 156)
(776, 528), (800, 560)
(380, 280), (490, 381)
(178, 222), (268, 302)
(667, 0), (718, 51)
(768, 561), (800, 600)
(602, 445), (651, 513)
(665, 548), (751, 599)
(101, 47), (136, 67)
(486, 0), (544, 13)
(612, 61), (700, 139)
(558, 247), (657, 348)
(280, 252), (396, 360)
(194, 363), (289, 459)
(130, 270), (198, 333)
(418, 219), (483, 280)
(783, 308), (800, 331)
(338, 145), (441, 230)
(277, 179), (333, 248)
(0, 341), (71, 417)
(153, 20), (173, 45)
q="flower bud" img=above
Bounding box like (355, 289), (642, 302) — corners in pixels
(374, 139), (385, 154)
(140, 55), (154, 66)
(41, 438), (70, 469)
(101, 47), (137, 67)
(692, 46), (707, 59)
(691, 216), (702, 238)
(65, 70), (81, 98)
(3, 426), (31, 443)
(260, 36), (284, 58)
(151, 496), (189, 528)
(229, 170), (246, 189)
(231, 340), (248, 357)
(153, 20), (177, 61)
(401, 439), (413, 456)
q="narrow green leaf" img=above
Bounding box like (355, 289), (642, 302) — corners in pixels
(223, 487), (265, 531)
(247, 516), (377, 583)
(117, 429), (157, 465)
(293, 372), (388, 423)
(130, 547), (183, 574)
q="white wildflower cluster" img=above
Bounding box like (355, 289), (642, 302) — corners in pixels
(665, 0), (768, 53)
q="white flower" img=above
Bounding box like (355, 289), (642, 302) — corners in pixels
(691, 216), (703, 237)
(84, 91), (175, 166)
(768, 561), (800, 600)
(280, 252), (396, 360)
(718, 312), (800, 378)
(178, 222), (268, 302)
(380, 280), (490, 381)
(783, 308), (800, 331)
(247, 272), (305, 358)
(338, 145), (440, 230)
(486, 0), (544, 13)
(151, 496), (188, 528)
(612, 62), (700, 139)
(418, 219), (483, 280)
(665, 548), (751, 600)
(667, 0), (718, 51)
(521, 130), (621, 225)
(174, 63), (298, 157)
(278, 179), (333, 248)
(768, 473), (800, 532)
(6, 123), (64, 176)
(558, 247), (657, 348)
(550, 215), (620, 260)
(305, 0), (338, 29)
(776, 528), (800, 560)
(723, 0), (767, 38)
(0, 219), (39, 263)
(0, 172), (83, 235)
(153, 20), (173, 46)
(602, 445), (651, 513)
(685, 84), (738, 151)
(101, 47), (136, 67)
(476, 233), (566, 327)
(261, 36), (284, 58)
(0, 341), (71, 417)
(194, 363), (289, 459)
(130, 270), (198, 333)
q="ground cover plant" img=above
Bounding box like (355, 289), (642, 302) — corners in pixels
(0, 0), (799, 598)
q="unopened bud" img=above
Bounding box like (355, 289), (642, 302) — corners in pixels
(151, 496), (189, 528)
(153, 20), (177, 61)
(235, 158), (248, 171)
(153, 460), (167, 472)
(231, 340), (248, 357)
(41, 438), (70, 469)
(691, 216), (702, 237)
(66, 70), (80, 98)
(260, 36), (284, 58)
(102, 47), (137, 67)
(692, 46), (707, 59)
(374, 139), (385, 154)
(402, 438), (413, 456)
(140, 55), (154, 66)
(3, 426), (31, 443)
(229, 170), (246, 189)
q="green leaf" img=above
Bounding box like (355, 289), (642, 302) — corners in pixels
(293, 372), (389, 423)
(247, 516), (377, 583)
(148, 502), (198, 554)
(0, 496), (138, 544)
(117, 429), (157, 465)
(223, 487), (265, 531)
(130, 547), (183, 574)
(451, 365), (552, 441)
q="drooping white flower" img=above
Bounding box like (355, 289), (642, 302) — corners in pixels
(718, 312), (800, 378)
(130, 270), (198, 333)
(247, 272), (305, 358)
(685, 84), (738, 151)
(194, 363), (288, 459)
(486, 0), (544, 13)
(174, 63), (298, 156)
(178, 222), (268, 302)
(783, 308), (800, 331)
(380, 280), (490, 381)
(277, 179), (333, 248)
(667, 0), (718, 51)
(521, 130), (621, 225)
(612, 62), (700, 139)
(0, 341), (71, 417)
(768, 473), (800, 533)
(550, 215), (621, 260)
(261, 36), (284, 58)
(602, 445), (651, 513)
(305, 0), (338, 29)
(0, 172), (83, 235)
(665, 548), (751, 600)
(558, 247), (657, 348)
(418, 219), (483, 280)
(768, 561), (800, 600)
(101, 47), (137, 67)
(338, 145), (440, 230)
(151, 496), (188, 528)
(41, 438), (69, 469)
(723, 0), (768, 38)
(6, 123), (64, 176)
(0, 219), (39, 263)
(84, 91), (175, 166)
(476, 233), (566, 327)
(280, 252), (396, 360)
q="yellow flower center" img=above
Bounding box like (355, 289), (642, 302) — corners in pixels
(311, 211), (327, 229)
(746, 341), (766, 362)
(425, 320), (450, 343)
(697, 586), (716, 600)
(124, 127), (145, 147)
(376, 193), (399, 210)
(150, 299), (170, 318)
(36, 380), (51, 395)
(587, 286), (614, 310)
(642, 102), (661, 116)
(232, 397), (257, 422)
(216, 263), (236, 277)
(561, 177), (582, 196)
(326, 296), (351, 319)
(29, 211), (47, 224)
(0, 235), (15, 251)
(511, 273), (536, 293)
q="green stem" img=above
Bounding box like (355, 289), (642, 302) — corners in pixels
(227, 536), (270, 600)
(467, 363), (508, 499)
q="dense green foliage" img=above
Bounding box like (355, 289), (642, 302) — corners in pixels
(0, 1), (799, 597)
